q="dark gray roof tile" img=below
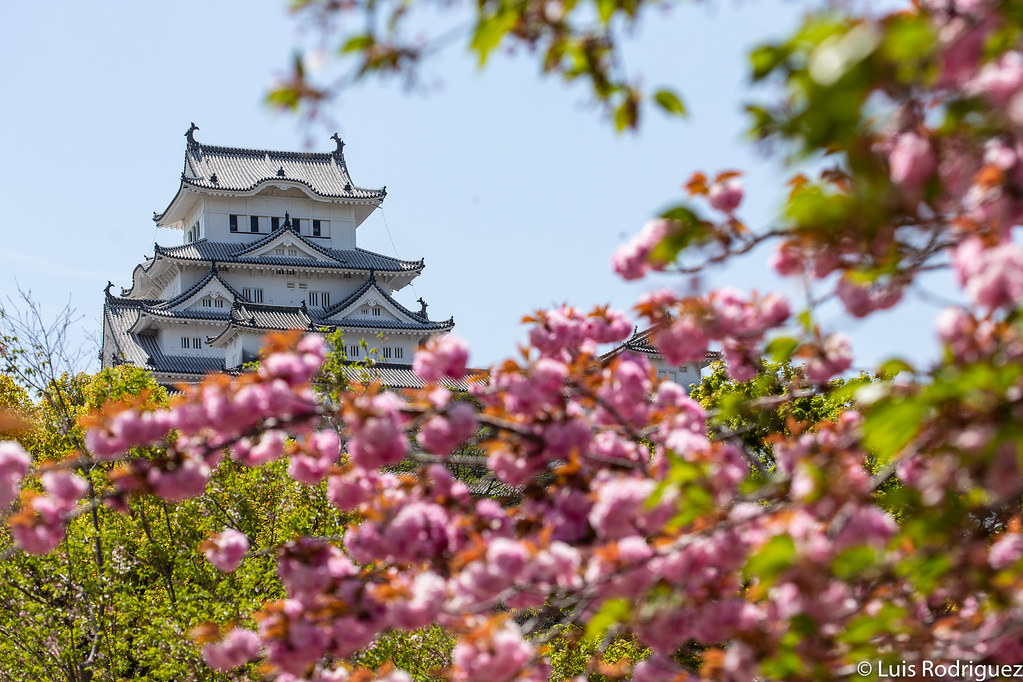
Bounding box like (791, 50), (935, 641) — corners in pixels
(154, 236), (422, 273)
(181, 138), (385, 200)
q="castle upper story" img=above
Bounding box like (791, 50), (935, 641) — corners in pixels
(155, 124), (387, 251)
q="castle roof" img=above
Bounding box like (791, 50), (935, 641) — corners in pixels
(321, 276), (455, 332)
(599, 327), (722, 365)
(154, 124), (385, 227)
(103, 300), (227, 377)
(153, 236), (421, 272)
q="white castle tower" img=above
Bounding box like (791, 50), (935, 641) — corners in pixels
(101, 124), (454, 385)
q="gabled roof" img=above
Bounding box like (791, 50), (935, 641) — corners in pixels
(103, 300), (226, 376)
(206, 302), (317, 347)
(230, 301), (316, 331)
(155, 263), (247, 310)
(322, 275), (455, 332)
(338, 362), (481, 391)
(155, 124), (385, 225)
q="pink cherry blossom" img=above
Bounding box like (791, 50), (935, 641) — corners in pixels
(413, 334), (470, 382)
(417, 402), (477, 455)
(611, 219), (674, 281)
(41, 470), (88, 511)
(203, 528), (250, 573)
(889, 132), (936, 192)
(202, 628), (261, 671)
(990, 533), (1023, 569)
(805, 333), (853, 383)
(0, 441), (30, 508)
(452, 621), (537, 682)
(953, 237), (1023, 311)
(708, 176), (743, 214)
(10, 496), (66, 555)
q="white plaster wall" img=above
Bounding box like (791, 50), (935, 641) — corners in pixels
(199, 195), (357, 248)
(651, 358), (703, 391)
(225, 337), (242, 369)
(157, 323), (224, 357)
(335, 331), (422, 364)
(218, 269), (367, 307)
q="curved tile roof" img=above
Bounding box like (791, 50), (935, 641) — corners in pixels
(104, 301), (226, 376)
(179, 125), (385, 200)
(599, 326), (722, 363)
(322, 275), (452, 330)
(153, 236), (423, 273)
(339, 362), (478, 391)
(155, 263), (247, 310)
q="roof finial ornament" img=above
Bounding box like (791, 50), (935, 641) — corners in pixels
(330, 133), (344, 153)
(417, 297), (428, 318)
(277, 165), (286, 177)
(284, 211), (292, 230)
(185, 122), (199, 145)
(104, 281), (114, 299)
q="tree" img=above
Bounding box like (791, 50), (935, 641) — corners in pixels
(7, 0), (1023, 680)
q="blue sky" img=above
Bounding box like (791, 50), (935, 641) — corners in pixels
(0, 0), (943, 373)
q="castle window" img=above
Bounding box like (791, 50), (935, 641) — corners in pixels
(308, 291), (329, 306)
(287, 282), (295, 289)
(292, 218), (302, 232)
(288, 248), (298, 257)
(243, 287), (263, 303)
(298, 283), (308, 289)
(275, 247), (285, 256)
(383, 347), (393, 359)
(250, 216), (259, 233)
(312, 220), (322, 237)
(193, 337), (202, 348)
(215, 298), (224, 308)
(348, 344), (359, 357)
(394, 347), (403, 359)
(202, 298), (212, 307)
(373, 307), (381, 316)
(272, 217), (281, 231)
(229, 215), (238, 232)
(181, 336), (189, 349)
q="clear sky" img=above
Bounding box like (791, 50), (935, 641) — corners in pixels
(0, 0), (943, 374)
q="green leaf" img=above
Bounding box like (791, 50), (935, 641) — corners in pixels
(765, 336), (799, 363)
(878, 358), (914, 379)
(470, 11), (520, 66)
(831, 546), (880, 579)
(750, 44), (786, 81)
(648, 206), (709, 264)
(653, 89), (687, 117)
(797, 310), (813, 332)
(341, 34), (374, 54)
(585, 598), (631, 640)
(614, 96), (639, 131)
(863, 397), (926, 464)
(744, 534), (796, 584)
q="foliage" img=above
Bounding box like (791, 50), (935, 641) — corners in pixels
(0, 366), (352, 680)
(689, 360), (867, 466)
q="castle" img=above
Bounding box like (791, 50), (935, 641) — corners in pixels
(101, 124), (453, 385)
